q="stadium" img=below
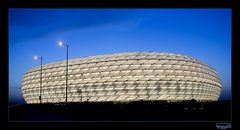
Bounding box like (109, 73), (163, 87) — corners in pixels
(22, 52), (222, 104)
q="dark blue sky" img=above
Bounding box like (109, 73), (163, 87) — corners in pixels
(9, 9), (231, 103)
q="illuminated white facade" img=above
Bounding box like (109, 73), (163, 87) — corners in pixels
(22, 52), (221, 104)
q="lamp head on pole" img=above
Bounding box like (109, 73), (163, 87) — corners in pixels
(34, 56), (41, 60)
(58, 41), (69, 47)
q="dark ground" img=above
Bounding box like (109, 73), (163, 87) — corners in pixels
(9, 100), (231, 121)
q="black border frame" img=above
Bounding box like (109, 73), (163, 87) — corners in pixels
(1, 0), (239, 129)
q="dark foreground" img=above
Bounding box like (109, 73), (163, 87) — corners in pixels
(9, 100), (231, 121)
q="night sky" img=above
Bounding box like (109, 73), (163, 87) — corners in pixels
(9, 9), (231, 103)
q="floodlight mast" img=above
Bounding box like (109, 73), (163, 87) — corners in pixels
(34, 56), (42, 104)
(58, 41), (69, 104)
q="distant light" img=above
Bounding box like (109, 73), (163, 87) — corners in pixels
(34, 56), (38, 60)
(58, 41), (63, 46)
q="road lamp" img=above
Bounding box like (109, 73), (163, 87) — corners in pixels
(58, 41), (69, 103)
(34, 56), (42, 104)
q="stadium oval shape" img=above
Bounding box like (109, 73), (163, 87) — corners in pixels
(22, 52), (221, 103)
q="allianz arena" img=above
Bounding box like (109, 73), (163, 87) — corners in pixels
(22, 52), (221, 104)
